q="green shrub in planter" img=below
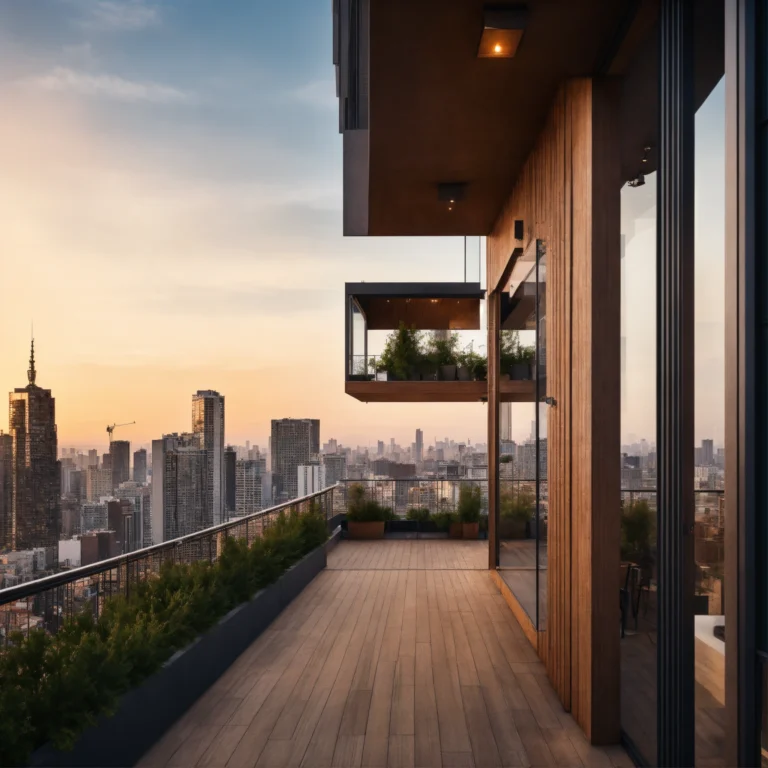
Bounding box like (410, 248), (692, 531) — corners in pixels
(0, 509), (328, 767)
(500, 489), (534, 538)
(431, 511), (454, 532)
(406, 507), (431, 522)
(378, 323), (424, 381)
(458, 485), (482, 523)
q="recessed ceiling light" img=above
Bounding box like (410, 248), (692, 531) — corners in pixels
(478, 6), (527, 59)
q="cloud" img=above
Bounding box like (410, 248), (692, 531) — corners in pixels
(290, 79), (337, 110)
(74, 0), (160, 31)
(61, 42), (97, 67)
(26, 67), (194, 105)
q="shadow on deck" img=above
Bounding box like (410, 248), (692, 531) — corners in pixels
(139, 540), (631, 768)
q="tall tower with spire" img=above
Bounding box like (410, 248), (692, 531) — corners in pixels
(8, 338), (60, 552)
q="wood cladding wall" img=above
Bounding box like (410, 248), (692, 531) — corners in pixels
(487, 78), (621, 744)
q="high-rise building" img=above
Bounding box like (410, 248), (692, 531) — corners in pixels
(109, 440), (130, 489)
(298, 464), (326, 497)
(8, 341), (60, 551)
(701, 438), (714, 466)
(500, 402), (512, 442)
(87, 449), (98, 468)
(224, 447), (237, 518)
(81, 502), (108, 533)
(415, 429), (424, 463)
(322, 453), (347, 487)
(133, 448), (147, 484)
(235, 459), (262, 516)
(85, 466), (112, 502)
(117, 481), (152, 549)
(0, 432), (12, 549)
(377, 440), (385, 456)
(151, 433), (208, 543)
(192, 390), (225, 526)
(271, 419), (318, 502)
(102, 453), (112, 471)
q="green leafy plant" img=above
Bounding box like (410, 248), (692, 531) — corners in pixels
(458, 349), (487, 381)
(346, 483), (391, 522)
(431, 510), (455, 532)
(378, 322), (424, 380)
(406, 507), (431, 522)
(0, 509), (328, 766)
(620, 499), (656, 565)
(458, 485), (482, 523)
(425, 332), (460, 367)
(501, 489), (534, 522)
(500, 330), (535, 370)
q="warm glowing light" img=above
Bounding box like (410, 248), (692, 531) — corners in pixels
(494, 44), (502, 53)
(449, 199), (455, 204)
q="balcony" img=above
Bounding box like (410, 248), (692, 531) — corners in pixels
(0, 484), (632, 768)
(345, 282), (536, 404)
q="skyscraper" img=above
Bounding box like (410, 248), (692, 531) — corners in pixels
(133, 448), (147, 484)
(8, 341), (60, 551)
(192, 390), (225, 526)
(110, 440), (130, 489)
(415, 428), (424, 463)
(322, 453), (347, 487)
(0, 432), (12, 549)
(224, 446), (237, 518)
(271, 419), (318, 502)
(151, 433), (209, 543)
(235, 459), (262, 516)
(701, 438), (714, 466)
(298, 463), (326, 496)
(85, 466), (112, 502)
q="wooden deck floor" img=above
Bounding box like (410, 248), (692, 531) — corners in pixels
(139, 541), (631, 768)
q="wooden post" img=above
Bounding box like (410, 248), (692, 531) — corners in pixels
(487, 289), (500, 570)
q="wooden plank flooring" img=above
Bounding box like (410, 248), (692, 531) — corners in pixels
(139, 541), (631, 768)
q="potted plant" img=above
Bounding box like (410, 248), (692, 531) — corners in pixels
(346, 483), (388, 539)
(457, 345), (475, 381)
(472, 355), (487, 381)
(499, 489), (534, 539)
(406, 507), (430, 522)
(448, 512), (463, 540)
(378, 323), (423, 381)
(426, 331), (460, 381)
(431, 510), (453, 534)
(458, 484), (482, 539)
(620, 499), (656, 567)
(512, 344), (536, 380)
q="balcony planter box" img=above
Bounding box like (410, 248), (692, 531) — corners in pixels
(449, 522), (463, 539)
(349, 374), (374, 381)
(347, 521), (385, 540)
(27, 538), (332, 768)
(457, 366), (471, 381)
(510, 363), (532, 381)
(462, 522), (479, 540)
(440, 364), (457, 381)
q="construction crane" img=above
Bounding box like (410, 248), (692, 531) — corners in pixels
(106, 421), (135, 442)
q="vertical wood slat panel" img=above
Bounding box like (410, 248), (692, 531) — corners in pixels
(487, 77), (619, 745)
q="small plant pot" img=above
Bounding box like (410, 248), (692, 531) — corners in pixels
(440, 364), (457, 381)
(347, 521), (385, 540)
(457, 366), (471, 381)
(449, 522), (463, 540)
(510, 363), (532, 381)
(462, 522), (479, 540)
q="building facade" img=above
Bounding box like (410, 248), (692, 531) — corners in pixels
(85, 466), (112, 502)
(8, 341), (60, 551)
(151, 433), (209, 543)
(224, 446), (236, 517)
(116, 480), (152, 549)
(235, 458), (262, 516)
(191, 390), (225, 526)
(109, 440), (130, 489)
(297, 463), (326, 497)
(0, 432), (12, 549)
(133, 448), (147, 484)
(322, 452), (347, 488)
(270, 419), (318, 502)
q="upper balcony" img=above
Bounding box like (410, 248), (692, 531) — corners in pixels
(345, 281), (536, 403)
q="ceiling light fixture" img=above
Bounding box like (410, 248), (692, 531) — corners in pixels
(438, 182), (466, 212)
(478, 5), (528, 59)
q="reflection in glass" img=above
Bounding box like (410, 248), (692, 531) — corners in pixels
(619, 172), (657, 764)
(498, 240), (547, 629)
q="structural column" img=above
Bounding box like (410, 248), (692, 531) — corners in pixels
(487, 289), (500, 570)
(657, 1), (695, 764)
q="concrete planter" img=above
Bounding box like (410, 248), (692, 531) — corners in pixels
(347, 521), (385, 540)
(29, 540), (331, 768)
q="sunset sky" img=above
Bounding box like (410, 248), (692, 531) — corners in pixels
(0, 1), (724, 453)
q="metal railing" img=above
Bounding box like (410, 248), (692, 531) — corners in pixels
(335, 477), (491, 517)
(0, 485), (337, 647)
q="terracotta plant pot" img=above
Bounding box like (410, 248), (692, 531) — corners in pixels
(347, 521), (385, 540)
(448, 522), (463, 540)
(462, 522), (479, 540)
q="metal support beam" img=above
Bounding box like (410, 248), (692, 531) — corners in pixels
(656, 1), (695, 764)
(487, 289), (500, 570)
